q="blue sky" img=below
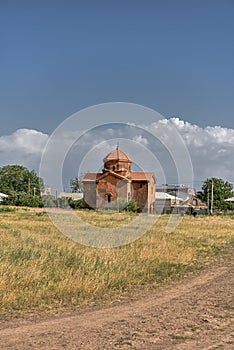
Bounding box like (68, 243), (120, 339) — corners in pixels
(0, 1), (234, 190)
(0, 0), (233, 134)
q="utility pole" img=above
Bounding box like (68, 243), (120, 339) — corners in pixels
(210, 179), (214, 215)
(207, 187), (210, 215)
(174, 187), (177, 213)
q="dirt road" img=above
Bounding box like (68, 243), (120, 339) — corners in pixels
(1, 252), (233, 350)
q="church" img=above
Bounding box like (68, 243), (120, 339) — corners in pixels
(82, 147), (156, 213)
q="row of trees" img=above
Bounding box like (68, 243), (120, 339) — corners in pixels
(197, 178), (234, 212)
(0, 165), (233, 212)
(0, 165), (44, 207)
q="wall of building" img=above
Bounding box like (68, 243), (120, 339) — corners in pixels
(104, 160), (131, 175)
(156, 199), (172, 214)
(83, 182), (96, 209)
(131, 182), (148, 212)
(96, 175), (128, 209)
(148, 180), (156, 213)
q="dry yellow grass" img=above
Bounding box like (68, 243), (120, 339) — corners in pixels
(0, 208), (233, 315)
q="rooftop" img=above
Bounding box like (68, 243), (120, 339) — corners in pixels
(103, 147), (132, 163)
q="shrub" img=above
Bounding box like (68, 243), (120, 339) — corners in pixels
(0, 206), (16, 213)
(17, 193), (43, 207)
(3, 192), (43, 207)
(68, 198), (88, 209)
(123, 200), (138, 213)
(41, 195), (57, 208)
(116, 198), (128, 211)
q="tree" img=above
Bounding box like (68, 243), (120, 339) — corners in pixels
(70, 175), (83, 193)
(198, 178), (233, 212)
(0, 165), (44, 206)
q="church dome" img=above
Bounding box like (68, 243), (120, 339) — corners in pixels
(103, 147), (132, 163)
(103, 147), (132, 174)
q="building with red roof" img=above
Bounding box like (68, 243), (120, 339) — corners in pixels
(82, 147), (156, 213)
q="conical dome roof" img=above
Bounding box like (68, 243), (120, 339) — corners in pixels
(103, 147), (132, 163)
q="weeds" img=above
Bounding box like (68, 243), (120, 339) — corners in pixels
(0, 209), (233, 314)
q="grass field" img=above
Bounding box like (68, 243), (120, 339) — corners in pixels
(0, 208), (234, 316)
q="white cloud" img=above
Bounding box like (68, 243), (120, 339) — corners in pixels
(169, 118), (234, 145)
(157, 118), (234, 184)
(0, 129), (48, 170)
(0, 129), (48, 154)
(132, 135), (149, 146)
(0, 120), (233, 191)
(127, 118), (234, 186)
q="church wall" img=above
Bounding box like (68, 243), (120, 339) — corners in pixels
(131, 182), (148, 212)
(96, 174), (128, 209)
(148, 179), (156, 214)
(83, 182), (96, 209)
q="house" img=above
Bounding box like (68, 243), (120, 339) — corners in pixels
(0, 192), (8, 202)
(185, 196), (207, 211)
(40, 187), (52, 196)
(58, 192), (83, 201)
(225, 197), (234, 203)
(176, 196), (208, 215)
(156, 185), (195, 196)
(155, 192), (184, 214)
(82, 147), (156, 213)
(156, 192), (207, 215)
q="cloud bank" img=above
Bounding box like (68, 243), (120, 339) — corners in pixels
(167, 118), (234, 182)
(0, 119), (233, 190)
(0, 129), (48, 171)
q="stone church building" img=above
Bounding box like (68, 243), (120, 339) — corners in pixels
(82, 147), (156, 213)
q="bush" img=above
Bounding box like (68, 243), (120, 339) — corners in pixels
(123, 200), (138, 213)
(115, 198), (128, 211)
(3, 192), (43, 207)
(41, 195), (57, 208)
(17, 193), (43, 207)
(68, 198), (88, 209)
(57, 197), (70, 209)
(0, 206), (16, 213)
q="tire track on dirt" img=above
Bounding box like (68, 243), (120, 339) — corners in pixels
(1, 263), (233, 350)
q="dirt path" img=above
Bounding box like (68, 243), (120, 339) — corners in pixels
(1, 254), (233, 350)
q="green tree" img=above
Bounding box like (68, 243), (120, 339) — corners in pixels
(198, 178), (233, 212)
(70, 175), (83, 193)
(0, 165), (44, 206)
